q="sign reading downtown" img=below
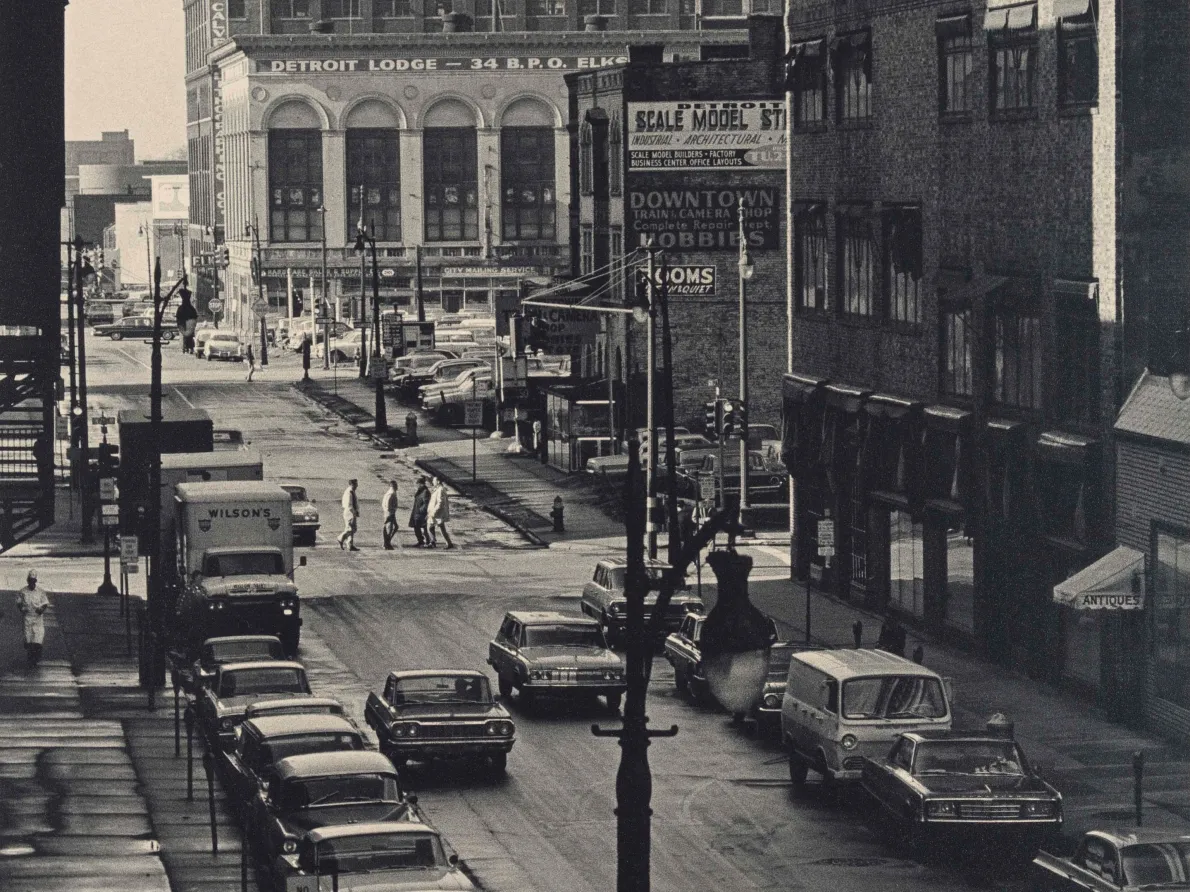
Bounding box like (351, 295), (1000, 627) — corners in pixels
(626, 183), (781, 251)
(628, 101), (787, 171)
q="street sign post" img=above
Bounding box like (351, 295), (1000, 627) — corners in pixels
(120, 535), (139, 573)
(252, 298), (268, 318)
(208, 297), (223, 314)
(465, 400), (484, 480)
(807, 514), (836, 644)
(99, 477), (116, 501)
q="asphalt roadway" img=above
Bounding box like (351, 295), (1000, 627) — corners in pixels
(1, 334), (1180, 892)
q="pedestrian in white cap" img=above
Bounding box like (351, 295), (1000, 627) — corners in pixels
(16, 570), (49, 669)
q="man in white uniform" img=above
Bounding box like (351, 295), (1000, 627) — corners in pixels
(16, 569), (49, 669)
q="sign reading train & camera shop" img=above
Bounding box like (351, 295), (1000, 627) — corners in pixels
(625, 184), (781, 251)
(524, 306), (600, 353)
(628, 101), (787, 171)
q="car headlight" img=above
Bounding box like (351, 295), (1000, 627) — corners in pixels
(486, 720), (513, 736)
(926, 800), (957, 818)
(282, 839), (298, 854)
(1022, 801), (1057, 818)
(684, 601), (704, 613)
(762, 693), (781, 709)
(220, 718), (234, 730)
(603, 669), (623, 681)
(607, 603), (625, 616)
(840, 734), (858, 750)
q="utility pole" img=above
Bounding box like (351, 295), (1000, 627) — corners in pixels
(737, 202), (754, 513)
(415, 244), (426, 323)
(73, 236), (93, 544)
(321, 206), (330, 370)
(645, 242), (657, 560)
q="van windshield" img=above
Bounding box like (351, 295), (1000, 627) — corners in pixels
(205, 553), (285, 576)
(841, 676), (947, 720)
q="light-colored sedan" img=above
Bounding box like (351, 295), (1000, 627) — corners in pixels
(314, 329), (363, 363)
(204, 332), (245, 361)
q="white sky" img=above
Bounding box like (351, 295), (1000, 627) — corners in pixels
(65, 0), (187, 160)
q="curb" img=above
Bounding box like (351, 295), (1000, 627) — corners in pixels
(413, 458), (550, 549)
(292, 380), (409, 451)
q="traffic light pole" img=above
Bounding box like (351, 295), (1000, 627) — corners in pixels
(73, 236), (93, 544)
(96, 428), (119, 597)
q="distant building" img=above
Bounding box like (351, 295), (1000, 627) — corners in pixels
(65, 130), (135, 201)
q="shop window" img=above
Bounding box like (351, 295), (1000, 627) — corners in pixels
(1058, 6), (1098, 109)
(937, 14), (974, 117)
(528, 0), (564, 13)
(889, 509), (924, 617)
(940, 305), (974, 397)
(795, 203), (829, 313)
(324, 0), (360, 16)
(837, 207), (877, 318)
(1153, 527), (1190, 709)
(268, 130), (324, 243)
(789, 41), (827, 129)
(944, 525), (976, 633)
(1038, 462), (1088, 543)
(580, 225), (594, 276)
(346, 129), (400, 243)
(988, 7), (1038, 117)
(228, 0), (247, 17)
(1053, 296), (1100, 424)
(578, 0), (615, 14)
(423, 127), (479, 242)
(376, 0), (413, 14)
(993, 308), (1041, 409)
(833, 32), (872, 123)
(275, 0), (309, 17)
(501, 127), (556, 242)
(883, 206), (922, 326)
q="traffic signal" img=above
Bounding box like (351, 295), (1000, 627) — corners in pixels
(526, 315), (548, 353)
(704, 400), (721, 442)
(97, 442), (119, 477)
(220, 246), (230, 268)
(293, 294), (304, 317)
(735, 401), (748, 440)
(721, 401), (737, 439)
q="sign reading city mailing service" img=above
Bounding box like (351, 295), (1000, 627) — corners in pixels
(259, 55), (628, 75)
(628, 101), (787, 171)
(626, 182), (781, 251)
(637, 265), (717, 297)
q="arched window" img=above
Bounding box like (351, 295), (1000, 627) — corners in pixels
(608, 113), (622, 196)
(345, 100), (401, 242)
(579, 120), (593, 196)
(423, 99), (479, 242)
(267, 101), (323, 243)
(500, 98), (556, 241)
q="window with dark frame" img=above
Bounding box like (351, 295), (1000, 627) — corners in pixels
(837, 207), (877, 318)
(795, 203), (829, 312)
(834, 31), (872, 122)
(578, 0), (615, 15)
(376, 0), (414, 14)
(940, 301), (974, 397)
(275, 0), (309, 17)
(988, 4), (1038, 116)
(228, 0), (247, 17)
(630, 0), (667, 13)
(937, 14), (974, 116)
(1053, 294), (1100, 424)
(1152, 525), (1190, 710)
(789, 40), (827, 128)
(268, 130), (323, 243)
(500, 127), (556, 241)
(323, 0), (360, 16)
(423, 127), (479, 242)
(993, 303), (1042, 409)
(702, 0), (743, 14)
(608, 115), (622, 196)
(580, 225), (594, 276)
(346, 129), (400, 243)
(883, 206), (922, 326)
(527, 0), (564, 13)
(1058, 4), (1098, 108)
(579, 121), (593, 196)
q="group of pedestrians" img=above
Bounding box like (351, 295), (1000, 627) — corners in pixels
(338, 475), (454, 551)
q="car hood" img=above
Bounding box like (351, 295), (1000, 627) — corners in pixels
(919, 774), (1053, 795)
(216, 691), (310, 715)
(285, 867), (474, 891)
(292, 501), (318, 516)
(518, 647), (621, 668)
(586, 456), (630, 472)
(282, 801), (411, 833)
(394, 703), (508, 721)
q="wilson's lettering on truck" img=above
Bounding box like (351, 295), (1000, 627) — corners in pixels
(207, 507), (273, 519)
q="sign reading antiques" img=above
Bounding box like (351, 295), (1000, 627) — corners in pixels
(628, 101), (787, 171)
(260, 55), (629, 74)
(637, 265), (717, 296)
(524, 306), (600, 353)
(626, 183), (781, 250)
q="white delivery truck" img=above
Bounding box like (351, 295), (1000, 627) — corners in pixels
(171, 481), (302, 657)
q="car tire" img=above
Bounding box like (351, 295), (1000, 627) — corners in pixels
(207, 354), (212, 361)
(606, 691), (622, 712)
(788, 751), (809, 790)
(497, 672), (512, 699)
(674, 668), (688, 697)
(110, 332), (123, 341)
(488, 751), (508, 774)
(280, 626), (300, 657)
(519, 688), (535, 710)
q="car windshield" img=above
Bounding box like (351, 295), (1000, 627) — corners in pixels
(912, 740), (1025, 776)
(393, 674), (491, 704)
(203, 552), (284, 576)
(282, 486), (308, 501)
(309, 832), (446, 873)
(280, 773), (402, 811)
(841, 676), (947, 720)
(1121, 842), (1190, 886)
(260, 732), (363, 766)
(219, 667), (307, 697)
(209, 640), (283, 663)
(524, 625), (605, 648)
(248, 702), (345, 719)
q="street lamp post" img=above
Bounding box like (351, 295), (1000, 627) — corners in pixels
(643, 243), (658, 560)
(737, 202), (754, 513)
(320, 206), (330, 370)
(245, 219), (268, 367)
(73, 236), (95, 544)
(354, 225), (388, 434)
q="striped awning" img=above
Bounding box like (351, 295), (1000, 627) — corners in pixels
(1053, 546), (1146, 610)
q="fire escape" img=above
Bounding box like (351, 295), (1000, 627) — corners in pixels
(0, 338), (57, 550)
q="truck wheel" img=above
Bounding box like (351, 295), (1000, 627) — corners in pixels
(280, 627), (300, 657)
(606, 691), (622, 711)
(488, 751), (508, 774)
(497, 672), (512, 699)
(788, 752), (809, 789)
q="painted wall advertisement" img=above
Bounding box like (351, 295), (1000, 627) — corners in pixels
(637, 265), (717, 296)
(625, 182), (781, 250)
(628, 101), (787, 171)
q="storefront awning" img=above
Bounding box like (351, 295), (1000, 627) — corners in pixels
(1053, 546), (1146, 610)
(1053, 0), (1093, 19)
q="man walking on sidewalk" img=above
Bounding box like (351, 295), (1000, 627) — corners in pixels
(16, 570), (49, 669)
(426, 477), (454, 549)
(338, 478), (360, 551)
(301, 333), (311, 382)
(246, 341), (257, 382)
(381, 480), (400, 550)
(409, 477), (430, 547)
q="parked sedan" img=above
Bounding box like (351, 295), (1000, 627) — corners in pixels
(196, 660), (313, 750)
(175, 634), (285, 695)
(674, 451), (789, 506)
(1031, 829), (1190, 891)
(94, 316), (174, 341)
(204, 332), (244, 361)
(314, 329), (363, 363)
(861, 730), (1062, 853)
(280, 483), (319, 546)
(579, 557), (701, 648)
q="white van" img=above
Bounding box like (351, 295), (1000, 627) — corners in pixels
(780, 648), (952, 789)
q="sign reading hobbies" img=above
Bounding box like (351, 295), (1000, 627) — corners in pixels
(261, 55), (629, 74)
(628, 101), (787, 171)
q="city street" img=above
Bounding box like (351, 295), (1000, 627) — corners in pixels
(27, 333), (1024, 892)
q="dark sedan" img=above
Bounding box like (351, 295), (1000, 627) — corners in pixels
(94, 316), (175, 341)
(861, 730), (1062, 854)
(280, 484), (320, 546)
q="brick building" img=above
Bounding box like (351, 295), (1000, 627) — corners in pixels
(565, 15), (787, 442)
(181, 0), (753, 331)
(780, 0), (1120, 699)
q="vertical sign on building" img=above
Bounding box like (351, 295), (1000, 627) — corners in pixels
(209, 1), (228, 45)
(212, 65), (225, 236)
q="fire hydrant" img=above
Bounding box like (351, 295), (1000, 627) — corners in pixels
(405, 413), (418, 446)
(551, 496), (565, 533)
